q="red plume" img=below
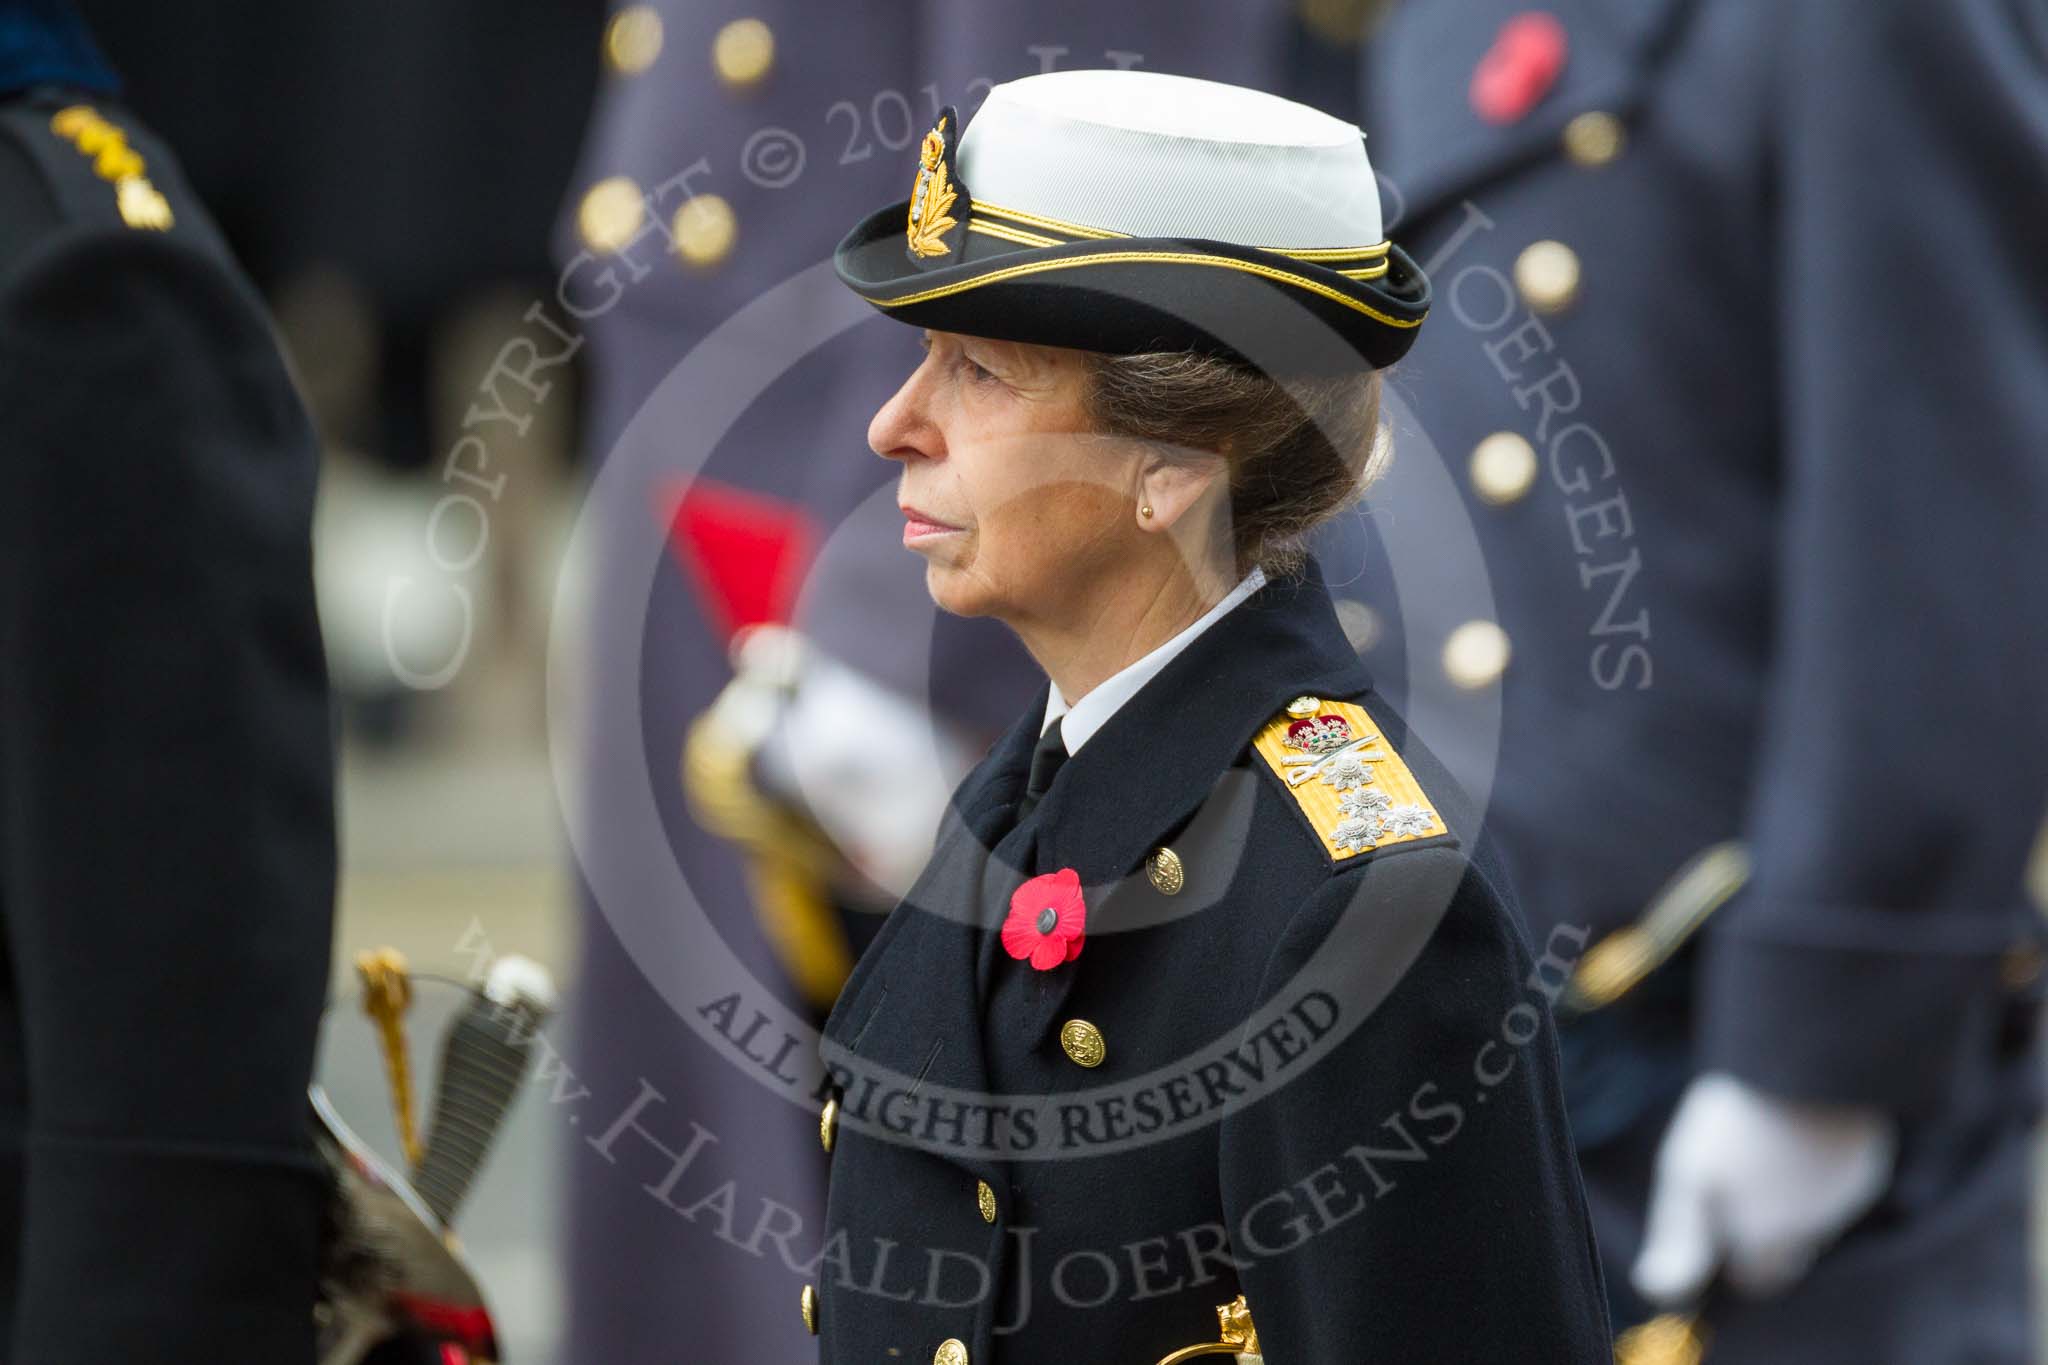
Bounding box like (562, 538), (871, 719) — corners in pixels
(659, 478), (818, 643)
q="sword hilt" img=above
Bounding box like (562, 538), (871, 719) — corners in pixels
(412, 955), (557, 1228)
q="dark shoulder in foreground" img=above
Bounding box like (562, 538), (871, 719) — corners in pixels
(1224, 689), (1613, 1361)
(1243, 684), (1540, 1001)
(1235, 683), (1554, 1018)
(0, 83), (323, 642)
(1, 88), (237, 279)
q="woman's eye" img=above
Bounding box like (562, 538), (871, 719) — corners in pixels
(962, 356), (996, 383)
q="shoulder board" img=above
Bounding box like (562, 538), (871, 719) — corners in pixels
(1249, 696), (1448, 866)
(18, 103), (176, 231)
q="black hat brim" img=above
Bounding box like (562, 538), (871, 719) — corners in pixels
(833, 201), (1430, 375)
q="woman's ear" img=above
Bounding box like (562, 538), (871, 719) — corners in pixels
(1135, 450), (1226, 533)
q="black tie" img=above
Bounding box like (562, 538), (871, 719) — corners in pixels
(1015, 717), (1068, 822)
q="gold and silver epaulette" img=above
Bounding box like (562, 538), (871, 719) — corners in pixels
(1249, 694), (1445, 864)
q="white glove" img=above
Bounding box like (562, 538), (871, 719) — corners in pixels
(765, 645), (979, 898)
(1632, 1071), (1898, 1305)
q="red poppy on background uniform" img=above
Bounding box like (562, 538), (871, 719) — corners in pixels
(1002, 868), (1087, 969)
(1469, 10), (1568, 125)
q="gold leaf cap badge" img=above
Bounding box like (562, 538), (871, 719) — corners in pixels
(905, 105), (970, 265)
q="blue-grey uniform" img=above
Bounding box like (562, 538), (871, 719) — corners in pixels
(1352, 0), (2048, 1357)
(555, 6), (1360, 1361)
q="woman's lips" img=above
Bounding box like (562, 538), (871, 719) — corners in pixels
(901, 505), (963, 543)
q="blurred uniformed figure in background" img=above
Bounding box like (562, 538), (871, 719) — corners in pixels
(1351, 1), (2048, 1358)
(557, 3), (1391, 1359)
(69, 0), (602, 749)
(0, 1), (336, 1359)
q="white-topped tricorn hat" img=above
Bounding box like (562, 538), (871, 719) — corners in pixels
(833, 69), (1428, 374)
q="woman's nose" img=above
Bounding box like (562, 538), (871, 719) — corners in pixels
(868, 363), (941, 464)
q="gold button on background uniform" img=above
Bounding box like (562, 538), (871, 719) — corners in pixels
(1443, 620), (1512, 690)
(1514, 239), (1581, 315)
(820, 1094), (838, 1152)
(672, 193), (736, 267)
(800, 1283), (818, 1334)
(1562, 110), (1625, 167)
(1334, 597), (1383, 653)
(2026, 811), (2047, 913)
(935, 1338), (970, 1365)
(1470, 431), (1539, 505)
(712, 17), (776, 88)
(1059, 1018), (1106, 1068)
(603, 6), (664, 74)
(975, 1178), (998, 1223)
(1146, 846), (1185, 895)
(577, 175), (645, 254)
(1286, 694), (1321, 716)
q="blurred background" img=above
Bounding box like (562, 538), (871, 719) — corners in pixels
(65, 4), (1395, 1358)
(60, 1), (2048, 1361)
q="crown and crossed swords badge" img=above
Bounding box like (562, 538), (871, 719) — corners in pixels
(1261, 696), (1441, 856)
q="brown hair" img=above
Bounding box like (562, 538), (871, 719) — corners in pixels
(1081, 351), (1387, 579)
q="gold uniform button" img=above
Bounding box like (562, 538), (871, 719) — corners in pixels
(800, 1283), (818, 1334)
(2027, 814), (2048, 913)
(1333, 597), (1383, 653)
(975, 1178), (998, 1223)
(117, 178), (172, 231)
(713, 17), (776, 88)
(2002, 941), (2044, 990)
(603, 6), (664, 74)
(1514, 240), (1581, 315)
(672, 193), (737, 268)
(820, 1093), (839, 1152)
(576, 175), (645, 254)
(1286, 694), (1321, 717)
(1443, 620), (1512, 690)
(1562, 110), (1626, 167)
(1470, 431), (1539, 505)
(934, 1339), (969, 1365)
(1059, 1019), (1106, 1068)
(1146, 846), (1185, 896)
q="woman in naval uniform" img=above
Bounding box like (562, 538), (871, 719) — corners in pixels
(805, 70), (1611, 1365)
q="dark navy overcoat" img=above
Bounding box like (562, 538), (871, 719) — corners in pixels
(811, 564), (1611, 1364)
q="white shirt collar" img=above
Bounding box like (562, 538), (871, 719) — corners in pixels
(1040, 566), (1268, 755)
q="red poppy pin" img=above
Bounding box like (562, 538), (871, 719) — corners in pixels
(1469, 11), (1568, 125)
(1002, 868), (1087, 970)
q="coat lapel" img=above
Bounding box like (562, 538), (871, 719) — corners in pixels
(817, 694), (1041, 1177)
(819, 562), (1374, 1159)
(1008, 564), (1373, 1053)
(822, 693), (1040, 1044)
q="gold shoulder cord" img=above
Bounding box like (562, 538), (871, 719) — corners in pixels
(681, 706), (854, 1011)
(355, 947), (422, 1169)
(1560, 841), (1750, 1016)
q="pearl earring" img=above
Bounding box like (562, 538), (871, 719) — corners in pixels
(1140, 504), (1154, 519)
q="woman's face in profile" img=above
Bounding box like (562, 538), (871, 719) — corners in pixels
(869, 329), (1142, 622)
